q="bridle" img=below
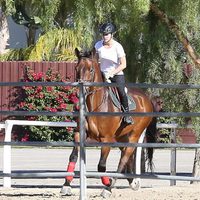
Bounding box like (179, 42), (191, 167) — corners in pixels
(76, 57), (97, 97)
(77, 57), (95, 83)
(76, 56), (110, 112)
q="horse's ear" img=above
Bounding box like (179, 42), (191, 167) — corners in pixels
(91, 47), (96, 56)
(91, 47), (97, 59)
(75, 48), (80, 58)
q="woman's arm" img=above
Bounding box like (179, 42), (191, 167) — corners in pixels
(110, 56), (127, 76)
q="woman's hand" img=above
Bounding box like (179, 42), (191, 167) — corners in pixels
(103, 71), (113, 82)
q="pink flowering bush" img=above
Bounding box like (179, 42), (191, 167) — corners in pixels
(15, 66), (79, 142)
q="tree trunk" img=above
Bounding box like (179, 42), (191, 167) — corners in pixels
(26, 26), (36, 46)
(150, 3), (200, 68)
(191, 148), (200, 184)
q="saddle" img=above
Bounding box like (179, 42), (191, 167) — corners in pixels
(108, 87), (136, 111)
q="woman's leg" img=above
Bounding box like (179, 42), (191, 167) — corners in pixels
(111, 75), (133, 124)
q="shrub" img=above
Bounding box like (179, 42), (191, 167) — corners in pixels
(15, 66), (79, 142)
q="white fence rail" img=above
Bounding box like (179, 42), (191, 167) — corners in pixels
(1, 120), (77, 187)
(0, 119), (146, 188)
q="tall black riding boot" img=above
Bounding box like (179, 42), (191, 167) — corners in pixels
(113, 75), (134, 125)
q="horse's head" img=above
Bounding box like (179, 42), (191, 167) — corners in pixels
(75, 48), (101, 83)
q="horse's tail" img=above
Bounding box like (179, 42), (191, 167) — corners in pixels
(145, 116), (157, 172)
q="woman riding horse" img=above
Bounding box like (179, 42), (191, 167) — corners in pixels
(95, 22), (133, 125)
(60, 46), (154, 197)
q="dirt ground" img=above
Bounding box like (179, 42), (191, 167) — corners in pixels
(0, 184), (200, 200)
(0, 148), (200, 199)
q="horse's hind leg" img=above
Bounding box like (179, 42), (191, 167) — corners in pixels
(117, 146), (135, 172)
(126, 152), (140, 190)
(118, 147), (138, 187)
(115, 146), (136, 188)
(60, 132), (79, 196)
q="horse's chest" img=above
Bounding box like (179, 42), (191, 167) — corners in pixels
(87, 117), (121, 140)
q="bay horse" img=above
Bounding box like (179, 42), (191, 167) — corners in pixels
(61, 48), (154, 197)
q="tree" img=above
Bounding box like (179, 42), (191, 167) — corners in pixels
(0, 0), (61, 46)
(60, 0), (200, 182)
(143, 1), (200, 182)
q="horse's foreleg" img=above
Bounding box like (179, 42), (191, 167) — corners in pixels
(126, 152), (134, 184)
(61, 132), (79, 196)
(64, 146), (78, 185)
(98, 146), (111, 187)
(98, 146), (114, 198)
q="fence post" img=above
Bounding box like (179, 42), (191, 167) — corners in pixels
(79, 83), (87, 200)
(135, 129), (146, 187)
(170, 127), (177, 186)
(3, 120), (13, 187)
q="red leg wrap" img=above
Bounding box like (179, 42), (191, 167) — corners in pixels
(101, 176), (110, 186)
(65, 162), (76, 182)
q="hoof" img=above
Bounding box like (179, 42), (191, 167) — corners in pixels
(60, 185), (72, 196)
(129, 178), (140, 191)
(110, 177), (116, 187)
(101, 188), (112, 198)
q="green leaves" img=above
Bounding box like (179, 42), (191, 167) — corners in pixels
(28, 28), (81, 61)
(2, 0), (200, 140)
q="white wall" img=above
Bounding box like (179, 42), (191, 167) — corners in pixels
(7, 16), (40, 49)
(7, 16), (27, 49)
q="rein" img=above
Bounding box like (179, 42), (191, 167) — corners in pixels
(77, 56), (107, 111)
(78, 57), (100, 96)
(78, 56), (110, 110)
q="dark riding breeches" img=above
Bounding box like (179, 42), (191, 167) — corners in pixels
(110, 75), (129, 111)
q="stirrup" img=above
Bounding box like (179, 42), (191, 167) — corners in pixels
(123, 116), (133, 125)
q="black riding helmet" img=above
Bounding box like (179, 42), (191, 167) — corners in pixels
(99, 22), (116, 35)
